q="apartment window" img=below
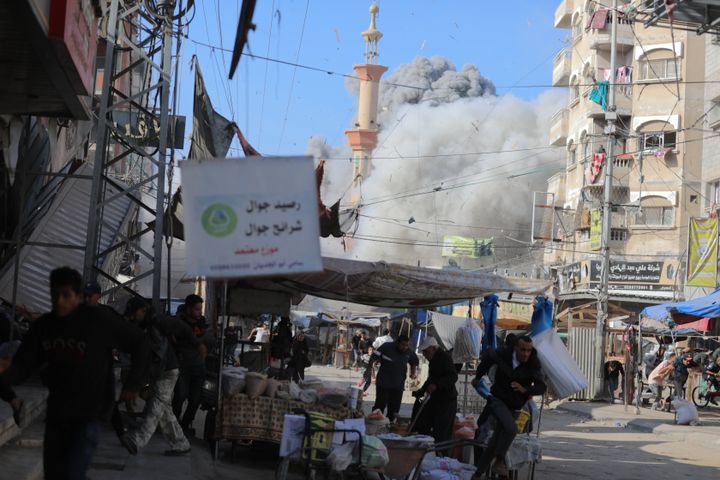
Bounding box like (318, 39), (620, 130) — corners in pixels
(713, 181), (720, 205)
(641, 131), (677, 151)
(610, 230), (628, 241)
(567, 140), (577, 168)
(572, 14), (583, 42)
(640, 207), (673, 226)
(638, 54), (679, 81)
(570, 75), (581, 104)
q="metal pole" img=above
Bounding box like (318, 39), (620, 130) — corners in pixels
(151, 17), (173, 313)
(214, 280), (228, 460)
(596, 0), (619, 399)
(84, 0), (119, 281)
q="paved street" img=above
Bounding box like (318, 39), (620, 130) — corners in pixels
(533, 410), (720, 479)
(3, 367), (720, 479)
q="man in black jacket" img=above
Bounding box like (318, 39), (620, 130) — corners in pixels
(414, 336), (458, 444)
(121, 298), (191, 457)
(472, 335), (546, 478)
(0, 267), (151, 480)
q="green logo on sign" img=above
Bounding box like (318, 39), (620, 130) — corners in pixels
(201, 204), (237, 237)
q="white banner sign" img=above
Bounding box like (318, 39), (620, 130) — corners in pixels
(181, 156), (323, 277)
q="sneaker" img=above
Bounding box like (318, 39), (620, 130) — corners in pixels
(120, 434), (138, 455)
(164, 448), (191, 456)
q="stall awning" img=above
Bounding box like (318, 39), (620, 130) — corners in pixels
(641, 289), (720, 323)
(245, 257), (552, 309)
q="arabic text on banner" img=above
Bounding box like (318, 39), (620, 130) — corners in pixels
(590, 208), (602, 251)
(687, 217), (718, 288)
(180, 156), (323, 278)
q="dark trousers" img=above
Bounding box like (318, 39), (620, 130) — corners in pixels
(362, 369), (372, 392)
(417, 396), (457, 444)
(673, 378), (686, 400)
(173, 364), (205, 429)
(606, 377), (619, 402)
(373, 387), (403, 421)
(44, 420), (100, 480)
(476, 398), (518, 473)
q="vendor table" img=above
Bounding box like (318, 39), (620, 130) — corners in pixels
(217, 393), (363, 443)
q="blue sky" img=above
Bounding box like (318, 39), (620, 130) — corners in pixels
(180, 0), (567, 157)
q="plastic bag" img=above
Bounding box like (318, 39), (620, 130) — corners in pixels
(318, 387), (349, 409)
(672, 399), (700, 425)
(221, 368), (246, 396)
(289, 382), (302, 400)
(299, 388), (318, 404)
(532, 329), (587, 399)
(328, 442), (354, 472)
(356, 435), (389, 468)
(452, 318), (481, 364)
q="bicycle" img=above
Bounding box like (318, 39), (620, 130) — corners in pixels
(691, 376), (720, 408)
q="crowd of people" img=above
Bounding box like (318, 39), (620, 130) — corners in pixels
(363, 330), (545, 480)
(0, 267), (215, 479)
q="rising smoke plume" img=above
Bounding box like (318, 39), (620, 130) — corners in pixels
(308, 55), (565, 268)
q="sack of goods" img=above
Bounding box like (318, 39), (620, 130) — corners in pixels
(221, 366), (247, 396)
(532, 329), (587, 399)
(672, 399), (700, 426)
(452, 318), (482, 364)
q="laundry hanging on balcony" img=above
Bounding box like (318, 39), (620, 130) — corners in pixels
(586, 8), (609, 30)
(589, 150), (607, 184)
(589, 81), (609, 111)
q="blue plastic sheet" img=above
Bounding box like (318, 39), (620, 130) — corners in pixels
(641, 288), (720, 320)
(480, 294), (499, 350)
(530, 296), (553, 337)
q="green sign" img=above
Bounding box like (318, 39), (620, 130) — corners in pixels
(201, 203), (238, 237)
(441, 236), (494, 258)
(590, 208), (602, 251)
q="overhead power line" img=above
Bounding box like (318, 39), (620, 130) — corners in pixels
(188, 38), (720, 92)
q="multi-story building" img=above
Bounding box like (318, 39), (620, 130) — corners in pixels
(546, 0), (706, 321)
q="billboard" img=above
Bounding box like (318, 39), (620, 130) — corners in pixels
(441, 236), (494, 259)
(687, 218), (718, 288)
(559, 259), (679, 298)
(590, 208), (602, 251)
(181, 156), (323, 278)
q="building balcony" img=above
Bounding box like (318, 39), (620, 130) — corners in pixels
(550, 109), (569, 146)
(584, 155), (633, 189)
(589, 21), (634, 50)
(555, 0), (574, 28)
(586, 87), (633, 119)
(552, 49), (572, 86)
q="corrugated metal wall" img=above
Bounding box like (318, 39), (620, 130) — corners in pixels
(0, 163), (134, 312)
(568, 327), (599, 400)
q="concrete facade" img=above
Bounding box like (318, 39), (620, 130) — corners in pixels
(547, 0), (706, 303)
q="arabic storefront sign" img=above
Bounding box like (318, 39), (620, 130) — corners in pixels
(560, 260), (678, 296)
(687, 217), (718, 288)
(590, 208), (602, 251)
(441, 236), (494, 259)
(589, 260), (677, 293)
(181, 157), (323, 277)
(109, 112), (186, 149)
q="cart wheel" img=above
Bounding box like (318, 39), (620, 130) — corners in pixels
(692, 386), (710, 408)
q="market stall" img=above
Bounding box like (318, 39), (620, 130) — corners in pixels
(208, 257), (551, 455)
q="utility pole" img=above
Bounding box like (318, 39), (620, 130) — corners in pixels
(595, 0), (618, 399)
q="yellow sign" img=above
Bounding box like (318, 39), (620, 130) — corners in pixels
(687, 218), (718, 287)
(441, 236), (494, 258)
(590, 208), (602, 251)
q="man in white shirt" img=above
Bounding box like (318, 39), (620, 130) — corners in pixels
(372, 329), (393, 350)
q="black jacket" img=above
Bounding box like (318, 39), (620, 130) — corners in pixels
(0, 305), (150, 422)
(475, 347), (546, 411)
(422, 349), (458, 400)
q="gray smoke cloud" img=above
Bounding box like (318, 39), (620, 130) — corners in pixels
(310, 56), (565, 267)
